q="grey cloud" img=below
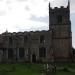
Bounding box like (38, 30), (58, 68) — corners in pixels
(71, 0), (75, 3)
(8, 7), (12, 11)
(6, 0), (12, 4)
(0, 0), (3, 1)
(0, 11), (6, 16)
(29, 26), (48, 31)
(50, 0), (75, 13)
(6, 0), (27, 4)
(25, 6), (30, 11)
(16, 0), (27, 2)
(30, 15), (49, 24)
(71, 13), (75, 31)
(70, 0), (75, 13)
(44, 0), (48, 2)
(50, 0), (67, 8)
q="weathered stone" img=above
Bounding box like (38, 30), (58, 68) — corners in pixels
(0, 1), (72, 63)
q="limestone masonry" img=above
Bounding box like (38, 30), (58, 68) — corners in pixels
(0, 1), (73, 63)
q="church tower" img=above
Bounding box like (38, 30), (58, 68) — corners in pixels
(49, 0), (72, 61)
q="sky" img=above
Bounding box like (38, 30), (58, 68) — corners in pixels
(0, 0), (75, 48)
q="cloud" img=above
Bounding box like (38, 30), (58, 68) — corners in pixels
(44, 0), (48, 2)
(6, 0), (12, 4)
(70, 0), (75, 14)
(30, 15), (49, 23)
(71, 13), (75, 48)
(0, 0), (74, 33)
(72, 34), (75, 48)
(50, 0), (75, 14)
(25, 6), (30, 11)
(50, 0), (66, 7)
(6, 20), (48, 32)
(27, 0), (48, 17)
(0, 0), (3, 1)
(17, 0), (27, 1)
(0, 11), (6, 16)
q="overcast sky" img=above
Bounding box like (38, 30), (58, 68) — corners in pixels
(0, 0), (75, 48)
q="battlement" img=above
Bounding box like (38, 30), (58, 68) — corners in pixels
(49, 5), (69, 11)
(49, 0), (70, 11)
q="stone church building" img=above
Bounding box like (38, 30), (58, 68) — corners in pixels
(0, 1), (73, 63)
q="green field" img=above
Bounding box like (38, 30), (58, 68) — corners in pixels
(55, 71), (75, 75)
(0, 63), (42, 75)
(54, 63), (75, 75)
(0, 63), (75, 75)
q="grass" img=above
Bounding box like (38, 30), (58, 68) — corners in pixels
(54, 63), (75, 75)
(56, 62), (75, 69)
(0, 63), (75, 75)
(56, 71), (75, 75)
(0, 63), (42, 75)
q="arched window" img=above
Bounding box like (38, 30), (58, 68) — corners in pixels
(39, 47), (46, 57)
(40, 35), (45, 43)
(19, 48), (24, 58)
(24, 35), (28, 44)
(9, 37), (13, 45)
(8, 48), (13, 59)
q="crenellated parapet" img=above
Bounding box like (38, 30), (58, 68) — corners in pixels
(49, 0), (70, 14)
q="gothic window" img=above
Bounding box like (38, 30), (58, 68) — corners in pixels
(9, 37), (13, 45)
(39, 47), (46, 57)
(19, 48), (24, 58)
(40, 35), (45, 43)
(3, 48), (6, 57)
(8, 48), (13, 59)
(57, 15), (62, 23)
(24, 35), (28, 43)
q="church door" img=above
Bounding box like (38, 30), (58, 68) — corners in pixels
(32, 54), (36, 63)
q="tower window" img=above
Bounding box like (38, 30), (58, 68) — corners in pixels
(57, 15), (62, 23)
(39, 47), (46, 57)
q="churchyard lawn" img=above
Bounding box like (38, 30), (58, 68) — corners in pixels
(0, 63), (75, 75)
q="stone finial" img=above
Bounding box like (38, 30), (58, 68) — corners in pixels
(49, 2), (50, 8)
(67, 0), (70, 9)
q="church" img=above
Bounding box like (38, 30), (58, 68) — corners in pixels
(0, 1), (73, 63)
